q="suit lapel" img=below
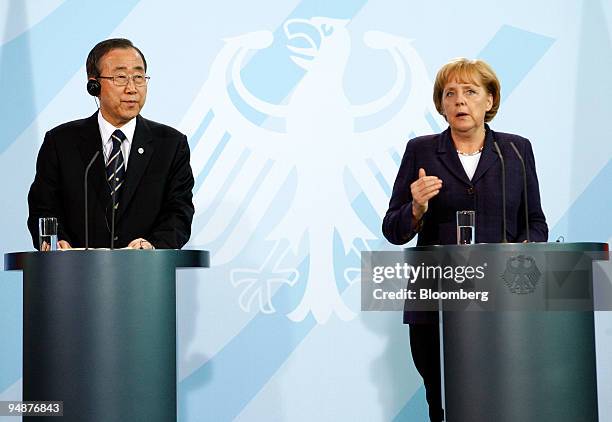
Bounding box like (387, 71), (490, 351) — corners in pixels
(471, 127), (498, 184)
(77, 112), (108, 210)
(436, 128), (471, 186)
(118, 115), (155, 219)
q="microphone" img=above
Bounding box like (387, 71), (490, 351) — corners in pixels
(509, 142), (530, 242)
(84, 150), (101, 250)
(492, 140), (508, 243)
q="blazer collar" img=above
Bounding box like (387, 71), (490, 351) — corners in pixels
(116, 115), (155, 220)
(436, 124), (498, 185)
(471, 124), (498, 184)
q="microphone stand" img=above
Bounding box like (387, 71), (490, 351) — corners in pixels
(509, 142), (530, 242)
(492, 141), (508, 243)
(110, 152), (121, 250)
(84, 150), (100, 250)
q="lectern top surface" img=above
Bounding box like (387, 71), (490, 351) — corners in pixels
(3, 249), (210, 271)
(404, 242), (608, 253)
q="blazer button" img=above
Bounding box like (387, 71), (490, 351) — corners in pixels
(467, 187), (474, 195)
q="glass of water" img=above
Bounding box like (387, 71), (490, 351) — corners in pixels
(456, 211), (475, 245)
(39, 217), (58, 251)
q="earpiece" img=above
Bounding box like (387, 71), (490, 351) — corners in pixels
(87, 79), (101, 97)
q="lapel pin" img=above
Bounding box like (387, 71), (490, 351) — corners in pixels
(138, 147), (144, 155)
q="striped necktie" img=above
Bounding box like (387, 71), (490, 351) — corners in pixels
(106, 129), (126, 199)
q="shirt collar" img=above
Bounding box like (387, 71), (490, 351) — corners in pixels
(438, 123), (493, 153)
(98, 112), (137, 146)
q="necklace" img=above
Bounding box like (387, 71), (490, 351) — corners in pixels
(456, 146), (483, 156)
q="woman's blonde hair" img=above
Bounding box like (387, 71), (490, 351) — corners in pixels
(433, 58), (501, 122)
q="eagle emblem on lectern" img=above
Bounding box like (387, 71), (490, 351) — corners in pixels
(501, 255), (541, 294)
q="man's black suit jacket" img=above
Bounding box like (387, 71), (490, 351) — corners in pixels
(28, 112), (195, 249)
(382, 125), (548, 323)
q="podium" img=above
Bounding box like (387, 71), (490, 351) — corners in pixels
(4, 249), (209, 422)
(405, 242), (608, 422)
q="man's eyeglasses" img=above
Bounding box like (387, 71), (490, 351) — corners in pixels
(97, 74), (150, 87)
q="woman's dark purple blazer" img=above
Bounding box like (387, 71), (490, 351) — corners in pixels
(382, 125), (548, 324)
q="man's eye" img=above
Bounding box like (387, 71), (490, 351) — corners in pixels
(133, 75), (144, 82)
(115, 75), (128, 82)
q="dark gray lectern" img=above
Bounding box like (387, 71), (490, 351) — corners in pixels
(4, 249), (209, 422)
(405, 242), (608, 422)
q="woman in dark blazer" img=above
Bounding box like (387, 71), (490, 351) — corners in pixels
(382, 58), (548, 421)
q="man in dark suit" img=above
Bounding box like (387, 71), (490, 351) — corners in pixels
(28, 38), (194, 250)
(382, 58), (548, 422)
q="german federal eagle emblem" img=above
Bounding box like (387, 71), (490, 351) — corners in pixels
(501, 255), (541, 294)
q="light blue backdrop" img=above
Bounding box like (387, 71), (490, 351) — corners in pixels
(1, 1), (611, 421)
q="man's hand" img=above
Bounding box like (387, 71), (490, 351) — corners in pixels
(40, 240), (72, 251)
(58, 240), (72, 250)
(410, 168), (442, 221)
(127, 238), (155, 249)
